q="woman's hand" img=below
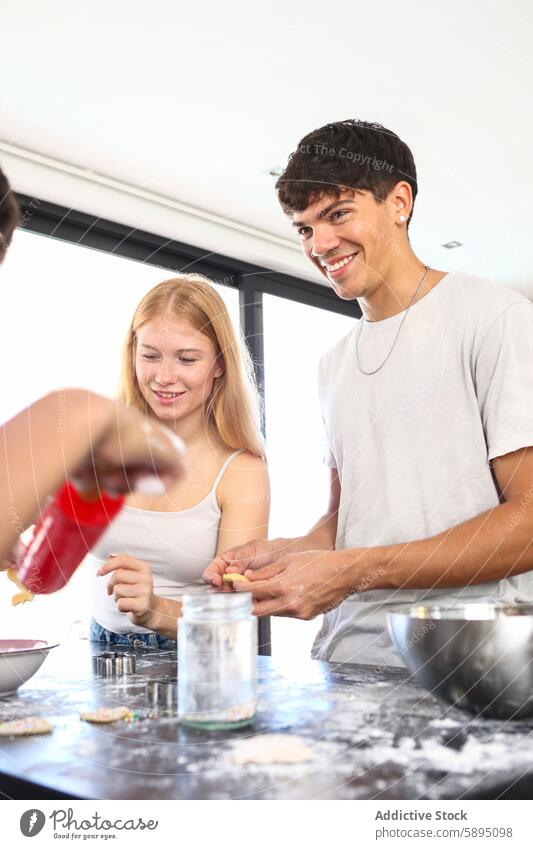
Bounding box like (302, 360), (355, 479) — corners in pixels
(97, 553), (159, 630)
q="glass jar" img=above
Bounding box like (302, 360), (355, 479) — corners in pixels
(178, 593), (257, 730)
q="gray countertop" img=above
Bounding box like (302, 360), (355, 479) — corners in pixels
(1, 639), (533, 800)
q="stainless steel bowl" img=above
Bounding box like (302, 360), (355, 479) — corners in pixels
(387, 604), (533, 719)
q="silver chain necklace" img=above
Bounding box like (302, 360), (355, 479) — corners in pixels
(355, 265), (430, 375)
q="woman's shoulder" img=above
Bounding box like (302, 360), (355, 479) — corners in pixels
(220, 449), (268, 482)
(228, 448), (266, 467)
(216, 449), (269, 507)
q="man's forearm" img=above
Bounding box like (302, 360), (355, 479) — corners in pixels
(276, 510), (338, 557)
(339, 501), (533, 593)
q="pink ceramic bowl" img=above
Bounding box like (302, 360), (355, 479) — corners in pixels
(0, 640), (59, 697)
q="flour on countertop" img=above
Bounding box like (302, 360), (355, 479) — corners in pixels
(357, 733), (533, 776)
(231, 734), (314, 765)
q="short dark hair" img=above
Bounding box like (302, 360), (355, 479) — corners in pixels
(0, 166), (20, 259)
(276, 119), (418, 228)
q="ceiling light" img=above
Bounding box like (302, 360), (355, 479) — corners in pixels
(442, 240), (463, 249)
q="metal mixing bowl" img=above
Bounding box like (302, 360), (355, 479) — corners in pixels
(387, 604), (533, 719)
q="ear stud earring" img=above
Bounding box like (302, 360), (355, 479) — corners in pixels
(399, 215), (406, 222)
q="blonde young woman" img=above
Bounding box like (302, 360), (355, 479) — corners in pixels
(88, 276), (269, 648)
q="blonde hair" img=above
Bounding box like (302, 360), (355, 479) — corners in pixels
(120, 275), (265, 459)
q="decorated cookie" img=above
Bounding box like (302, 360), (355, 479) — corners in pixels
(0, 717), (52, 736)
(80, 706), (134, 724)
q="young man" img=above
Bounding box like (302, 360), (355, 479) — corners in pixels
(205, 120), (533, 666)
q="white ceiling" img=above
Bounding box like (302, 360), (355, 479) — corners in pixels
(2, 0), (533, 296)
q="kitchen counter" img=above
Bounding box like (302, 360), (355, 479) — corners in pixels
(1, 639), (533, 800)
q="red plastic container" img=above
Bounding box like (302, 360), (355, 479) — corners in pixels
(16, 482), (124, 594)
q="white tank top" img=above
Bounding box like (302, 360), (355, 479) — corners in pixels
(89, 450), (242, 634)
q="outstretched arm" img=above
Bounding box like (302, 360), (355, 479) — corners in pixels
(0, 388), (185, 561)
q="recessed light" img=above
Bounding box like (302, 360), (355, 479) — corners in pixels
(266, 166), (284, 177)
(442, 240), (463, 249)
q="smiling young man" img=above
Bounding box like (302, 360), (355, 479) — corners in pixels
(204, 119), (533, 666)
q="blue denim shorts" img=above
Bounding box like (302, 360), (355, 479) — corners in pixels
(89, 618), (176, 650)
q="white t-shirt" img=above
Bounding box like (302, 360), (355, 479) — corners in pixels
(312, 271), (533, 666)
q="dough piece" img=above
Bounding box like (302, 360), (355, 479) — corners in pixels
(222, 573), (250, 584)
(7, 568), (34, 606)
(0, 717), (52, 736)
(11, 590), (35, 606)
(231, 734), (314, 765)
(80, 706), (134, 724)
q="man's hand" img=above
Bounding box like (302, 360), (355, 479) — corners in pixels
(233, 549), (354, 619)
(97, 553), (160, 629)
(202, 538), (289, 589)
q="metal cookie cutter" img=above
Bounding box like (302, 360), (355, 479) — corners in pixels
(92, 651), (116, 674)
(145, 678), (177, 711)
(93, 652), (136, 677)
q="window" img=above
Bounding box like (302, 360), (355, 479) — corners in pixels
(263, 294), (355, 658)
(0, 229), (239, 423)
